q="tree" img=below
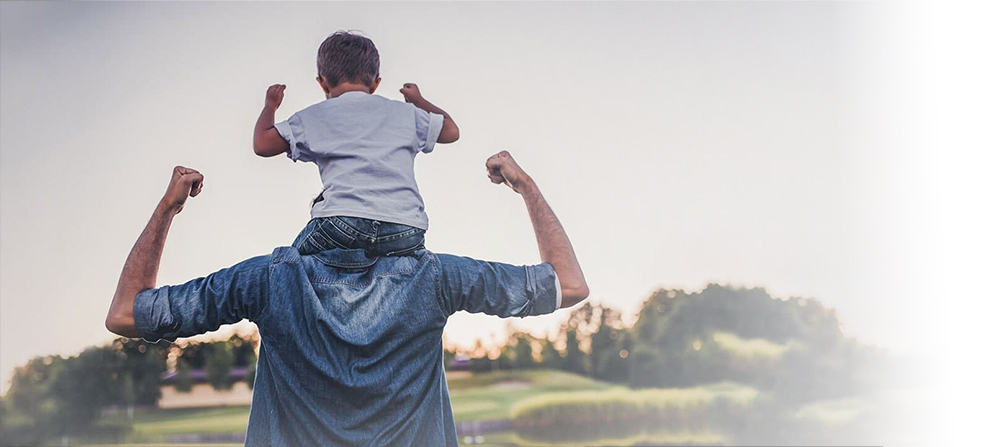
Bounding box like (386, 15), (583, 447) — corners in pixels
(2, 356), (65, 445)
(539, 336), (563, 369)
(625, 285), (859, 395)
(562, 329), (587, 375)
(591, 324), (630, 382)
(176, 341), (211, 369)
(246, 355), (257, 390)
(229, 333), (259, 368)
(442, 349), (456, 370)
(513, 335), (535, 370)
(49, 347), (124, 434)
(205, 342), (235, 391)
(174, 358), (194, 393)
(113, 337), (168, 406)
(588, 307), (626, 380)
(2, 346), (137, 444)
(470, 355), (494, 373)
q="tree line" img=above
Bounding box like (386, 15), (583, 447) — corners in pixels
(2, 284), (888, 445)
(0, 334), (259, 445)
(458, 284), (888, 404)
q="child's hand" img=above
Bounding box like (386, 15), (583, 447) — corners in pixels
(400, 83), (423, 104)
(265, 84), (286, 110)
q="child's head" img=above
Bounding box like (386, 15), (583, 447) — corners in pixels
(316, 31), (381, 95)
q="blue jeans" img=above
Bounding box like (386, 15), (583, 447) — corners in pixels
(293, 216), (426, 256)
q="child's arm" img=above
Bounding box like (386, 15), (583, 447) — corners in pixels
(253, 84), (291, 157)
(400, 83), (460, 144)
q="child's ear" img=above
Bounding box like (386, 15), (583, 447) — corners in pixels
(316, 76), (331, 95)
(370, 77), (382, 94)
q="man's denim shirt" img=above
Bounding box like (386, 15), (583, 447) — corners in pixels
(133, 247), (559, 447)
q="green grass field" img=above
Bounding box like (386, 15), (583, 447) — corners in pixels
(92, 369), (614, 446)
(132, 406), (254, 438)
(449, 369), (616, 422)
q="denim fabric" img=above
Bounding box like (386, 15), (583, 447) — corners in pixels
(293, 216), (425, 257)
(133, 247), (559, 447)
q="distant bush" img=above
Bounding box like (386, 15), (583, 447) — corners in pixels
(511, 382), (757, 444)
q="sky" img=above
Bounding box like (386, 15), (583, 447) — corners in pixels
(1, 1), (1000, 399)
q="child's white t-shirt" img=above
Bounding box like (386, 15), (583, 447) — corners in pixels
(275, 92), (444, 230)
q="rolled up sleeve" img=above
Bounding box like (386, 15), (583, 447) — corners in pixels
(133, 255), (272, 342)
(414, 107), (444, 154)
(435, 253), (559, 318)
(275, 113), (314, 163)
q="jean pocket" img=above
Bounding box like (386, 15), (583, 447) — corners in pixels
(377, 232), (426, 256)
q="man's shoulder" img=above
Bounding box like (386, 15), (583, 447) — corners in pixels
(269, 246), (302, 263)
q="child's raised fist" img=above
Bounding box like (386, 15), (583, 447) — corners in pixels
(265, 84), (286, 109)
(400, 83), (423, 104)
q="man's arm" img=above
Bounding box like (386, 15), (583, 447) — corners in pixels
(253, 84), (291, 157)
(400, 83), (460, 144)
(105, 166), (204, 337)
(486, 151), (589, 308)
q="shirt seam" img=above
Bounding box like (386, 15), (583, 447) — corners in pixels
(522, 265), (537, 318)
(310, 266), (417, 287)
(255, 260), (275, 323)
(424, 112), (444, 154)
(275, 119), (297, 161)
(431, 252), (449, 318)
(554, 269), (563, 310)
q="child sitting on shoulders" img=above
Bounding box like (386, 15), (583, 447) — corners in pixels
(252, 31), (459, 256)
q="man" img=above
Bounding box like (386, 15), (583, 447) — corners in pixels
(105, 151), (589, 446)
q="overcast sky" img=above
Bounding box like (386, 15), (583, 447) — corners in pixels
(0, 1), (964, 390)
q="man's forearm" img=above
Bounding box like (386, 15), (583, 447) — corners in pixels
(106, 200), (175, 337)
(520, 181), (589, 308)
(484, 151), (589, 307)
(107, 166), (202, 337)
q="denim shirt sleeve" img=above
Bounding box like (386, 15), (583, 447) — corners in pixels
(435, 253), (559, 318)
(133, 255), (271, 342)
(275, 112), (315, 163)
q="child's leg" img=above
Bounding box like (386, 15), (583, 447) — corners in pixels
(293, 217), (353, 255)
(291, 219), (321, 253)
(369, 222), (426, 256)
(328, 217), (425, 256)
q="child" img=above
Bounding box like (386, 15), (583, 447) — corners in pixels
(252, 31), (459, 256)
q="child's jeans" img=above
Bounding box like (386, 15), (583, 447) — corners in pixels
(292, 216), (426, 256)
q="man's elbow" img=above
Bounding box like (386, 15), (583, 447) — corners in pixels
(560, 284), (591, 308)
(104, 314), (137, 338)
(104, 315), (125, 336)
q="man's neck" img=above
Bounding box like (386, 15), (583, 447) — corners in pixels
(327, 82), (371, 99)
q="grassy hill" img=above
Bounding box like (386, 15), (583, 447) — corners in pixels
(449, 369), (616, 422)
(92, 369), (612, 445)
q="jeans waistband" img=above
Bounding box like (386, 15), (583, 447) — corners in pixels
(325, 216), (422, 243)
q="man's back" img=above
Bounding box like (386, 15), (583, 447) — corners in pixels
(133, 246), (559, 446)
(252, 247), (451, 446)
